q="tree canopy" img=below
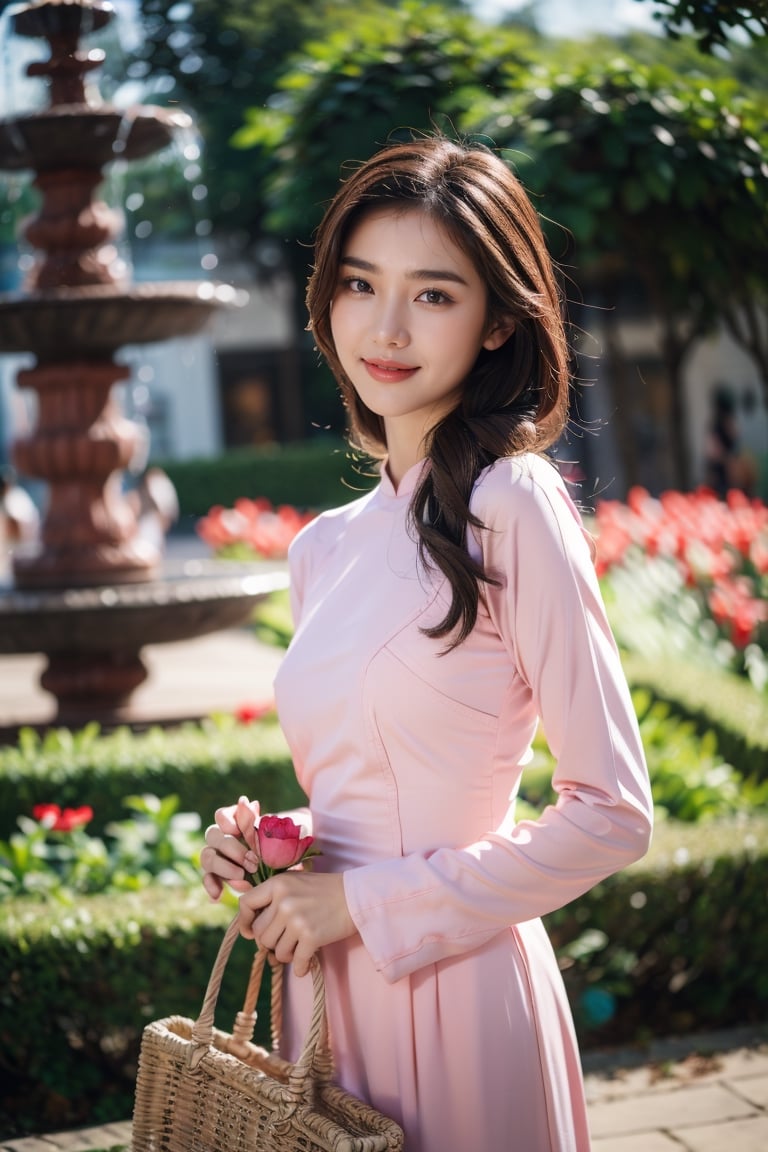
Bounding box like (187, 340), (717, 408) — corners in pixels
(471, 54), (768, 486)
(133, 0), (467, 242)
(231, 1), (536, 249)
(637, 0), (768, 52)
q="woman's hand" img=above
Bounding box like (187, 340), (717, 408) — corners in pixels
(200, 797), (258, 900)
(238, 871), (357, 977)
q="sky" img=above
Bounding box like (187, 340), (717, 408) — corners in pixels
(473, 0), (662, 38)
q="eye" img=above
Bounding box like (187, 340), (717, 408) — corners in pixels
(343, 276), (373, 294)
(417, 288), (451, 305)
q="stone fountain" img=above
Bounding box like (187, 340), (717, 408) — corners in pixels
(0, 0), (287, 725)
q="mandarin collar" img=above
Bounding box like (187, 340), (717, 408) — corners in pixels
(378, 458), (429, 501)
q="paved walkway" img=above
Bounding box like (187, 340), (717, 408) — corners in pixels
(2, 1026), (767, 1151)
(2, 535), (767, 1150)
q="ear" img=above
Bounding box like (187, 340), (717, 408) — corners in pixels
(482, 318), (516, 352)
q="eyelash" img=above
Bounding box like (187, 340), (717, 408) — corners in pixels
(341, 278), (452, 306)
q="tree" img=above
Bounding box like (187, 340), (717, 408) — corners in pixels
(635, 0), (768, 52)
(133, 0), (467, 244)
(471, 55), (768, 489)
(233, 1), (536, 251)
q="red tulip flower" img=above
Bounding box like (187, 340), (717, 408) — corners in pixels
(32, 803), (93, 832)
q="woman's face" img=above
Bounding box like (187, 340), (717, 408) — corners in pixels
(329, 206), (509, 453)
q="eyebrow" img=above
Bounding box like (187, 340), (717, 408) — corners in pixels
(339, 256), (469, 286)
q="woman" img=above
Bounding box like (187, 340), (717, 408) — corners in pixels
(201, 136), (653, 1151)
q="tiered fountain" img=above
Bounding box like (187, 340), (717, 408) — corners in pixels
(0, 0), (286, 725)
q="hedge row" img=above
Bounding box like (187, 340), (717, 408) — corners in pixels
(0, 717), (302, 841)
(622, 652), (768, 784)
(158, 438), (376, 521)
(547, 815), (768, 1043)
(0, 890), (260, 1137)
(2, 815), (766, 1138)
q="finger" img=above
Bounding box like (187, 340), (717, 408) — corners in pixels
(238, 882), (282, 941)
(233, 796), (259, 842)
(238, 899), (268, 941)
(204, 828), (247, 868)
(212, 804), (241, 836)
(239, 879), (275, 913)
(290, 942), (315, 979)
(202, 872), (223, 901)
(200, 844), (249, 888)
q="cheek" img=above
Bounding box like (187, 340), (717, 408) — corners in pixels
(329, 301), (348, 348)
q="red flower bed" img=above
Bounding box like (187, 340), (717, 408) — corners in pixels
(197, 498), (315, 560)
(595, 486), (768, 685)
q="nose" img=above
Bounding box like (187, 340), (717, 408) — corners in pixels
(373, 299), (410, 349)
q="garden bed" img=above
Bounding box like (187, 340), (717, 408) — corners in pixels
(2, 814), (766, 1138)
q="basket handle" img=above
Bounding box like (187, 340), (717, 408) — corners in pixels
(189, 914), (331, 1094)
(228, 942), (281, 1052)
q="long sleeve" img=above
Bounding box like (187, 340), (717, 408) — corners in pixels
(343, 456), (653, 983)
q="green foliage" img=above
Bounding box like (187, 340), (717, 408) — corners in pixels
(0, 794), (202, 900)
(469, 49), (768, 488)
(132, 0), (466, 237)
(472, 54), (768, 301)
(546, 815), (768, 1044)
(0, 891), (265, 1137)
(251, 589), (294, 650)
(521, 687), (767, 823)
(3, 816), (766, 1136)
(133, 0), (343, 234)
(632, 690), (768, 818)
(233, 1), (535, 244)
(643, 0), (768, 52)
(622, 651), (768, 784)
(0, 715), (304, 841)
(157, 438), (377, 521)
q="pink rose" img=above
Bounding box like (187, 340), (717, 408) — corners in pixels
(256, 815), (315, 872)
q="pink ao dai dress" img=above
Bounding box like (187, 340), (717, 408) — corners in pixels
(273, 452), (653, 1152)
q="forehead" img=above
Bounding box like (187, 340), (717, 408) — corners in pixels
(341, 205), (479, 276)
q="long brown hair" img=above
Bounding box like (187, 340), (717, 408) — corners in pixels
(307, 136), (571, 648)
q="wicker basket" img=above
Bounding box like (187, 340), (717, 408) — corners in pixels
(131, 915), (404, 1152)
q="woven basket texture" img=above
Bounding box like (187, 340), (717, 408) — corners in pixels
(131, 915), (404, 1152)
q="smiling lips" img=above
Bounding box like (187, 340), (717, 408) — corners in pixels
(362, 358), (418, 383)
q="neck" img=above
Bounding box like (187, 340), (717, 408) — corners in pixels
(383, 421), (428, 489)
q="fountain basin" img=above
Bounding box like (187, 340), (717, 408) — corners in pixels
(0, 561), (288, 653)
(0, 282), (246, 355)
(0, 105), (192, 172)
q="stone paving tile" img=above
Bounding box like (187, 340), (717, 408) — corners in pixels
(1, 1123), (132, 1152)
(592, 1133), (682, 1151)
(714, 1048), (768, 1078)
(588, 1082), (756, 1138)
(0, 1141), (60, 1152)
(732, 1072), (768, 1108)
(673, 1115), (768, 1152)
(585, 1041), (768, 1102)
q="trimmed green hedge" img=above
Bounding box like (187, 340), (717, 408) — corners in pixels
(0, 891), (264, 1137)
(0, 717), (302, 841)
(158, 439), (377, 520)
(622, 653), (768, 784)
(546, 814), (768, 1043)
